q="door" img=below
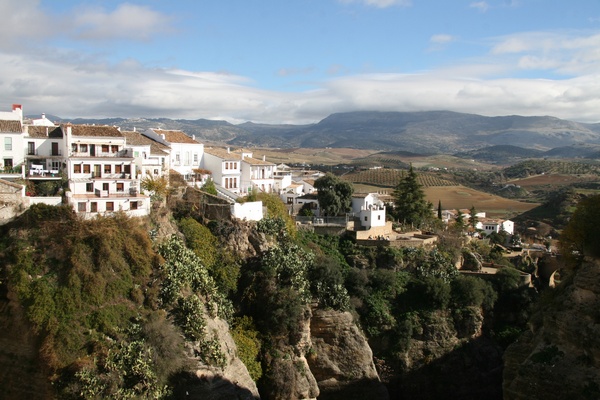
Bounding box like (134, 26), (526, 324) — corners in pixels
(94, 164), (101, 178)
(90, 144), (96, 157)
(51, 142), (59, 156)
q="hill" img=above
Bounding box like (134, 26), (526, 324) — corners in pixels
(48, 111), (600, 155)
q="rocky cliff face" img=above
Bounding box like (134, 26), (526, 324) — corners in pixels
(503, 258), (600, 399)
(260, 306), (389, 400)
(382, 308), (504, 400)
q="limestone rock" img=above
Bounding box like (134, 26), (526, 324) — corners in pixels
(307, 308), (389, 400)
(503, 258), (600, 400)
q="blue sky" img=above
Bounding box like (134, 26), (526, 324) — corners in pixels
(2, 0), (600, 124)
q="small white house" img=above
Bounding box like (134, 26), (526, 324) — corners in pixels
(352, 193), (386, 230)
(476, 219), (514, 236)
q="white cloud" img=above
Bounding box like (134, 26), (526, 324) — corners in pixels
(71, 3), (175, 41)
(469, 2), (489, 12)
(430, 34), (455, 44)
(337, 0), (412, 9)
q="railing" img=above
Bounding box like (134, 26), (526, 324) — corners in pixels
(70, 150), (131, 158)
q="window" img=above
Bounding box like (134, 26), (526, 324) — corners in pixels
(28, 142), (35, 155)
(193, 153), (198, 163)
(378, 215), (381, 220)
(115, 164), (122, 174)
(90, 202), (97, 212)
(72, 144), (78, 152)
(130, 201), (138, 210)
(116, 182), (124, 192)
(106, 202), (114, 211)
(104, 164), (111, 174)
(184, 152), (190, 165)
(51, 142), (59, 156)
(102, 145), (109, 153)
(83, 164), (91, 173)
(111, 145), (118, 153)
(364, 216), (368, 221)
(74, 164), (82, 173)
(225, 162), (229, 170)
(102, 183), (109, 191)
(4, 137), (12, 151)
(86, 182), (93, 192)
(78, 202), (87, 212)
(3, 159), (12, 169)
(80, 144), (88, 152)
(175, 153), (180, 163)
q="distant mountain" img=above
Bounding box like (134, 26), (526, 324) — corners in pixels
(44, 110), (600, 155)
(454, 145), (545, 163)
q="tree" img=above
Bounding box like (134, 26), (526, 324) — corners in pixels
(469, 205), (479, 230)
(454, 209), (465, 231)
(392, 165), (432, 227)
(314, 173), (354, 219)
(200, 178), (218, 196)
(437, 200), (442, 220)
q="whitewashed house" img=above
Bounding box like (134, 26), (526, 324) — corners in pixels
(122, 130), (169, 180)
(0, 104), (25, 175)
(202, 147), (242, 196)
(476, 218), (514, 236)
(142, 129), (203, 183)
(64, 124), (150, 218)
(352, 193), (387, 230)
(240, 153), (276, 194)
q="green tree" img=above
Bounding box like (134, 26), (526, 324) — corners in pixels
(314, 173), (354, 219)
(437, 200), (442, 220)
(200, 178), (218, 196)
(469, 206), (479, 230)
(392, 165), (432, 227)
(454, 209), (465, 231)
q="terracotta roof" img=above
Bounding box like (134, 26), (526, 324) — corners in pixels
(153, 129), (198, 144)
(204, 147), (240, 160)
(0, 120), (22, 133)
(68, 124), (123, 137)
(122, 131), (170, 155)
(352, 193), (371, 198)
(27, 125), (62, 138)
(242, 156), (275, 166)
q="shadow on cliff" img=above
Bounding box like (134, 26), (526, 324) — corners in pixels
(384, 335), (504, 400)
(168, 371), (259, 400)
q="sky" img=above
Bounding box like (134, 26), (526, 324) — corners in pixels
(2, 0), (600, 124)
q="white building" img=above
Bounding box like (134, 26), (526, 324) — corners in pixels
(203, 147), (242, 196)
(476, 219), (514, 236)
(0, 104), (25, 174)
(122, 130), (169, 180)
(352, 193), (387, 230)
(64, 124), (150, 218)
(240, 153), (276, 194)
(142, 129), (203, 182)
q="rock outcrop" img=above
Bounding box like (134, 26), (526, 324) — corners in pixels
(503, 258), (600, 399)
(307, 308), (389, 400)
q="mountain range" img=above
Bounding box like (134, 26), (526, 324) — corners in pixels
(45, 110), (600, 156)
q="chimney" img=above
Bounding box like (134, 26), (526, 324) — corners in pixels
(12, 104), (22, 111)
(161, 134), (166, 140)
(41, 113), (46, 119)
(192, 134), (196, 141)
(133, 126), (136, 132)
(263, 155), (266, 161)
(227, 147), (230, 153)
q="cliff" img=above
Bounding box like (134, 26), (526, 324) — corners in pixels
(503, 258), (600, 399)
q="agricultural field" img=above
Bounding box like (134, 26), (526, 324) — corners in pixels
(344, 169), (457, 187)
(425, 186), (539, 218)
(507, 173), (600, 188)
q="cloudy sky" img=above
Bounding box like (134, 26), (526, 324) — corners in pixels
(2, 0), (600, 124)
